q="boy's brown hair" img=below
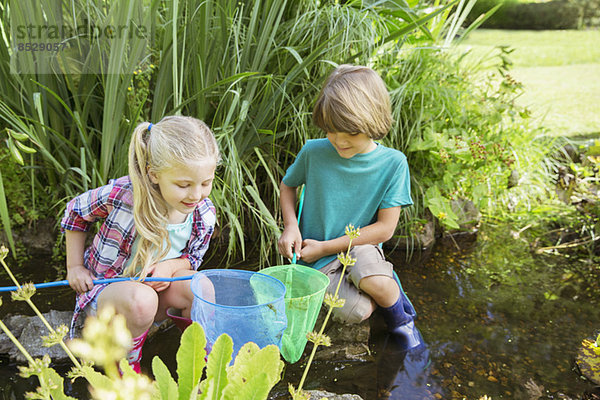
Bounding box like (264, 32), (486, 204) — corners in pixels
(312, 64), (393, 140)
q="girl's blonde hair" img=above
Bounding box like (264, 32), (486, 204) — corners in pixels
(125, 116), (220, 278)
(312, 64), (392, 140)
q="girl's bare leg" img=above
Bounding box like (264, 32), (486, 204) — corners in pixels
(156, 270), (215, 321)
(96, 281), (159, 337)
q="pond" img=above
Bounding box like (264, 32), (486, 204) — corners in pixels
(0, 223), (599, 399)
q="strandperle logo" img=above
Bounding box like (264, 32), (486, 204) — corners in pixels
(14, 19), (148, 41)
(9, 2), (150, 75)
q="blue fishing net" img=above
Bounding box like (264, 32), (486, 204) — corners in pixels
(190, 269), (287, 358)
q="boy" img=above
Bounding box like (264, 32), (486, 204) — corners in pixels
(277, 65), (421, 349)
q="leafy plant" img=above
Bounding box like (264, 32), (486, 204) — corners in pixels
(0, 0), (446, 265)
(376, 43), (552, 234)
(0, 244), (284, 399)
(152, 323), (284, 400)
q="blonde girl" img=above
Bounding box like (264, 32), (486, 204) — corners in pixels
(62, 116), (219, 373)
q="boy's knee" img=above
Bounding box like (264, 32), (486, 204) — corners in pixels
(359, 274), (395, 293)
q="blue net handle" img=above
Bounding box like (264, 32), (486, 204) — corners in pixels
(0, 275), (194, 293)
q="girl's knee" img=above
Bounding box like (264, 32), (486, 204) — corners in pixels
(127, 285), (159, 323)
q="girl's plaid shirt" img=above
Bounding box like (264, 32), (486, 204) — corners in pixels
(61, 176), (216, 334)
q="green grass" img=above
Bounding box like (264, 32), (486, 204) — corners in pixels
(458, 29), (600, 136)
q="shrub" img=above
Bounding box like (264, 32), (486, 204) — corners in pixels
(466, 0), (581, 29)
(376, 44), (553, 233)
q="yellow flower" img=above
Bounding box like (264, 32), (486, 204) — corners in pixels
(12, 283), (36, 301)
(344, 224), (360, 240)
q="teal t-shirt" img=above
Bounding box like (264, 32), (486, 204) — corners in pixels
(123, 212), (194, 274)
(282, 138), (413, 270)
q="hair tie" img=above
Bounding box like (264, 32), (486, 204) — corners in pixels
(147, 123), (153, 132)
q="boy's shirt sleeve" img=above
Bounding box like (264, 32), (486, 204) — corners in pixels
(184, 198), (216, 270)
(282, 143), (309, 187)
(60, 179), (120, 232)
(380, 153), (413, 209)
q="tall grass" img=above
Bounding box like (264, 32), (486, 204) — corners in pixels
(0, 0), (445, 264)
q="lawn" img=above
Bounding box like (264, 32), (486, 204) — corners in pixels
(458, 29), (600, 136)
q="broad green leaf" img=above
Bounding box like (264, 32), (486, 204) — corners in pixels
(152, 356), (178, 400)
(188, 383), (200, 400)
(222, 343), (283, 399)
(222, 372), (270, 400)
(197, 377), (215, 400)
(200, 333), (232, 399)
(177, 323), (207, 400)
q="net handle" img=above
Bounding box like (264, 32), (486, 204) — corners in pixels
(292, 185), (305, 264)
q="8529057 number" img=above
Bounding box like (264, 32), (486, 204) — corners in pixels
(16, 42), (67, 52)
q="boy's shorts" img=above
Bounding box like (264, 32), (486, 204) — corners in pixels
(319, 244), (394, 324)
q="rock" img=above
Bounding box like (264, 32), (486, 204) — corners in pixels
(507, 169), (519, 188)
(313, 342), (372, 362)
(554, 143), (581, 164)
(306, 390), (363, 399)
(324, 318), (370, 343)
(0, 310), (74, 363)
(0, 310), (170, 364)
(385, 210), (436, 251)
(311, 315), (373, 362)
(13, 218), (57, 256)
(449, 199), (481, 232)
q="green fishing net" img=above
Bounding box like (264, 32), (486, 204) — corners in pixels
(260, 264), (329, 363)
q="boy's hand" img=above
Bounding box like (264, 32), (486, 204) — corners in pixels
(299, 239), (326, 264)
(278, 226), (303, 260)
(67, 264), (95, 294)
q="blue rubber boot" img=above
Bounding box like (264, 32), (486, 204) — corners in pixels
(381, 289), (422, 350)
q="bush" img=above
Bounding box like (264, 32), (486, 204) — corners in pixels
(376, 45), (554, 233)
(466, 0), (582, 29)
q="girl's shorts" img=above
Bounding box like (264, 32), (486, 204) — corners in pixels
(319, 244), (394, 324)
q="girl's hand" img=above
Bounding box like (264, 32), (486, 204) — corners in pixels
(278, 226), (303, 260)
(299, 239), (326, 264)
(145, 261), (175, 292)
(67, 264), (95, 294)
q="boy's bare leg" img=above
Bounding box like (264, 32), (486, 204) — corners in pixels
(359, 275), (400, 308)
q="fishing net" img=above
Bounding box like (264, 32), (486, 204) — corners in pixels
(260, 264), (329, 363)
(190, 269), (287, 359)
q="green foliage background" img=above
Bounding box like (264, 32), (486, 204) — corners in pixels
(0, 0), (550, 265)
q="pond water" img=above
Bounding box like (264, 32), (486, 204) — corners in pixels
(0, 224), (599, 399)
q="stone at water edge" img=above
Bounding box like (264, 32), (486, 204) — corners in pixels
(575, 337), (600, 385)
(307, 390), (363, 399)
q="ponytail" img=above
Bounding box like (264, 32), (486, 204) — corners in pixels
(125, 122), (170, 278)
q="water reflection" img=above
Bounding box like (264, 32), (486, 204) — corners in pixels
(376, 333), (440, 399)
(1, 225), (600, 399)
